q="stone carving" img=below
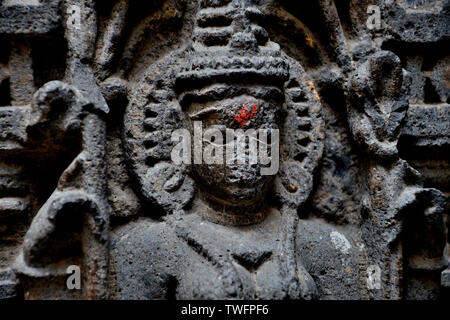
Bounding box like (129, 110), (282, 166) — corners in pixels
(0, 0), (448, 300)
(347, 50), (446, 299)
(119, 0), (325, 299)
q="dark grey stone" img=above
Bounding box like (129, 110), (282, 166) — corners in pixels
(0, 0), (447, 300)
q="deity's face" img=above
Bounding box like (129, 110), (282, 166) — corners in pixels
(185, 90), (281, 208)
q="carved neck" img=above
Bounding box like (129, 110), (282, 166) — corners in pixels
(192, 190), (267, 226)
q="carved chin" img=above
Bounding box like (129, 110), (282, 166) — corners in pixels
(193, 163), (271, 205)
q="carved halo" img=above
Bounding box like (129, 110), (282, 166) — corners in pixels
(123, 51), (324, 213)
(123, 2), (324, 214)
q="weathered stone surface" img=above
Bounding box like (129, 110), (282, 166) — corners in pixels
(0, 269), (19, 299)
(0, 0), (448, 300)
(401, 104), (450, 147)
(0, 106), (29, 151)
(381, 0), (449, 43)
(0, 0), (61, 35)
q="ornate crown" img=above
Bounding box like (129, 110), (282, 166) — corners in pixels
(176, 0), (289, 90)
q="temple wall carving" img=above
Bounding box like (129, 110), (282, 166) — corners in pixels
(0, 0), (448, 300)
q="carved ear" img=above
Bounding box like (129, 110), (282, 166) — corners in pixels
(275, 161), (313, 209)
(123, 58), (195, 214)
(274, 55), (324, 209)
(143, 162), (195, 213)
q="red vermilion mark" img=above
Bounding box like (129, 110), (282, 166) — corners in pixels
(234, 103), (258, 127)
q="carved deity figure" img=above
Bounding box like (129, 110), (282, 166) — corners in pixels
(1, 0), (447, 300)
(111, 0), (355, 300)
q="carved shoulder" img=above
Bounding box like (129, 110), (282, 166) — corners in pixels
(296, 219), (363, 299)
(110, 220), (179, 299)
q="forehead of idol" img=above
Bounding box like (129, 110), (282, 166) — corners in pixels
(180, 84), (284, 120)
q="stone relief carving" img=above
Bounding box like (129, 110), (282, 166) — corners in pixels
(0, 0), (448, 300)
